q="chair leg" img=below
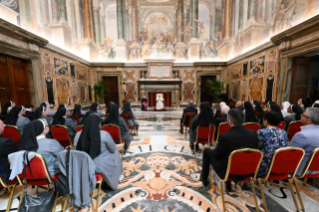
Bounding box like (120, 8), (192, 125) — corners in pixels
(210, 168), (214, 188)
(250, 180), (260, 212)
(220, 180), (226, 212)
(194, 144), (197, 161)
(95, 181), (102, 212)
(288, 178), (300, 212)
(303, 177), (307, 185)
(35, 186), (38, 193)
(293, 178), (305, 211)
(6, 184), (16, 212)
(62, 194), (70, 212)
(184, 127), (187, 138)
(240, 182), (244, 187)
(258, 179), (268, 212)
(265, 180), (268, 186)
(270, 180), (273, 186)
(52, 191), (59, 212)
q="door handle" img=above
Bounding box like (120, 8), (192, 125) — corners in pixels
(0, 87), (5, 90)
(19, 88), (25, 90)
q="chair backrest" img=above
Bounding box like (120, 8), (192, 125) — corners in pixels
(299, 147), (319, 178)
(264, 147), (305, 180)
(182, 112), (197, 127)
(287, 121), (304, 141)
(277, 121), (286, 130)
(2, 125), (21, 142)
(17, 153), (52, 186)
(216, 122), (231, 141)
(224, 148), (263, 181)
(71, 114), (84, 125)
(196, 125), (215, 144)
(243, 122), (261, 132)
(76, 125), (84, 132)
(51, 125), (73, 147)
(255, 111), (264, 119)
(120, 113), (135, 128)
(102, 124), (122, 143)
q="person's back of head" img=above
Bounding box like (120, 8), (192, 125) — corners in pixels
(25, 104), (34, 110)
(221, 106), (230, 115)
(303, 108), (319, 125)
(263, 111), (280, 127)
(235, 101), (243, 108)
(227, 109), (244, 127)
(188, 101), (194, 107)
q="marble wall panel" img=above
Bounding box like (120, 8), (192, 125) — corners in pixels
(45, 76), (55, 108)
(87, 68), (91, 82)
(172, 70), (180, 79)
(124, 70), (136, 82)
(77, 65), (87, 80)
(249, 55), (265, 76)
(126, 83), (136, 102)
(54, 57), (69, 77)
(183, 83), (195, 102)
(249, 77), (264, 102)
(71, 81), (77, 104)
(230, 64), (241, 79)
(88, 83), (92, 102)
(42, 53), (52, 75)
(184, 70), (195, 81)
(56, 78), (71, 106)
(78, 82), (88, 104)
(70, 63), (76, 78)
(139, 70), (147, 79)
(243, 62), (248, 77)
(241, 79), (247, 101)
(267, 51), (277, 73)
(265, 75), (275, 103)
(231, 81), (240, 101)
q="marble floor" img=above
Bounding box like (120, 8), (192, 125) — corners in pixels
(1, 111), (319, 212)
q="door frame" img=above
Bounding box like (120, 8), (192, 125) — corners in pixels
(97, 71), (123, 108)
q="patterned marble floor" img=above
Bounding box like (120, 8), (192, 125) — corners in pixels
(1, 111), (319, 212)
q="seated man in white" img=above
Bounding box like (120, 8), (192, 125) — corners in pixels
(156, 94), (164, 110)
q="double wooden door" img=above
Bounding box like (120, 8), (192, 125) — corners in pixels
(103, 76), (119, 106)
(290, 58), (310, 104)
(0, 54), (31, 109)
(201, 75), (216, 105)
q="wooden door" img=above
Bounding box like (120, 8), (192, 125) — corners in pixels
(8, 57), (31, 106)
(103, 76), (119, 105)
(290, 58), (311, 104)
(0, 55), (12, 109)
(201, 75), (216, 104)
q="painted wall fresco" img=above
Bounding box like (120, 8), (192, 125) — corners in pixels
(1, 0), (319, 62)
(40, 49), (94, 109)
(224, 46), (279, 104)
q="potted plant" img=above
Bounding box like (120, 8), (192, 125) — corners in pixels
(206, 79), (225, 103)
(94, 80), (110, 109)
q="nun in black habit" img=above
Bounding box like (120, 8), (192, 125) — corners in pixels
(269, 103), (285, 121)
(189, 102), (215, 151)
(5, 105), (30, 135)
(103, 103), (131, 150)
(18, 119), (64, 176)
(52, 105), (76, 141)
(33, 105), (53, 125)
(121, 101), (139, 131)
(74, 114), (123, 190)
(252, 100), (263, 112)
(2, 101), (15, 115)
(80, 102), (100, 125)
(243, 101), (257, 123)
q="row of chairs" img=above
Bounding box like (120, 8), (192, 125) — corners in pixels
(1, 153), (103, 212)
(213, 146), (319, 212)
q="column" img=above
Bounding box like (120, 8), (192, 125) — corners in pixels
(51, 0), (60, 22)
(175, 0), (186, 60)
(71, 0), (78, 40)
(94, 6), (102, 47)
(100, 13), (106, 41)
(225, 0), (231, 38)
(59, 0), (68, 21)
(255, 0), (264, 22)
(78, 0), (86, 40)
(40, 0), (50, 25)
(116, 0), (127, 61)
(131, 0), (138, 42)
(247, 0), (256, 21)
(183, 4), (189, 42)
(238, 0), (244, 30)
(189, 0), (198, 38)
(89, 0), (96, 43)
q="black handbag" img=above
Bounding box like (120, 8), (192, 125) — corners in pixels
(18, 151), (57, 212)
(56, 148), (70, 197)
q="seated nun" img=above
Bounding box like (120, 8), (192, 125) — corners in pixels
(284, 104), (303, 131)
(74, 114), (123, 190)
(52, 104), (77, 141)
(5, 106), (30, 135)
(33, 105), (53, 125)
(80, 102), (101, 125)
(243, 101), (257, 123)
(2, 101), (16, 115)
(103, 102), (131, 151)
(72, 104), (86, 125)
(18, 119), (64, 176)
(121, 101), (139, 132)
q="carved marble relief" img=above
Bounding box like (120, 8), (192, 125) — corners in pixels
(45, 77), (55, 108)
(183, 83), (195, 102)
(70, 63), (76, 78)
(243, 62), (248, 77)
(231, 81), (240, 101)
(265, 75), (275, 103)
(226, 68), (230, 80)
(249, 55), (265, 76)
(249, 77), (264, 102)
(184, 70), (195, 81)
(78, 82), (88, 104)
(124, 70), (136, 82)
(172, 70), (180, 79)
(267, 51), (277, 73)
(92, 70), (97, 84)
(241, 80), (247, 101)
(54, 57), (69, 77)
(56, 78), (71, 106)
(87, 68), (91, 82)
(126, 83), (136, 102)
(71, 81), (77, 104)
(139, 70), (147, 79)
(77, 65), (87, 80)
(88, 84), (92, 102)
(42, 53), (52, 75)
(230, 64), (241, 79)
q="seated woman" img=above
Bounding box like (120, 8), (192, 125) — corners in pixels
(52, 105), (77, 141)
(18, 119), (64, 176)
(41, 101), (56, 116)
(72, 104), (86, 124)
(297, 98), (308, 112)
(268, 102), (284, 122)
(252, 100), (263, 112)
(257, 111), (288, 176)
(121, 101), (139, 132)
(284, 104), (303, 131)
(5, 106), (30, 135)
(281, 101), (291, 118)
(243, 101), (257, 123)
(80, 102), (102, 124)
(103, 103), (131, 150)
(189, 102), (215, 151)
(2, 101), (15, 115)
(33, 105), (53, 125)
(75, 115), (123, 190)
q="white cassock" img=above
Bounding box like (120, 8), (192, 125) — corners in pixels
(156, 96), (164, 110)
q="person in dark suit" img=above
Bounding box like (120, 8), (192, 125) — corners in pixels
(0, 119), (18, 182)
(180, 101), (198, 134)
(201, 109), (259, 190)
(25, 104), (35, 116)
(217, 90), (228, 103)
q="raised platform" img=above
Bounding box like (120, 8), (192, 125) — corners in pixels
(153, 108), (167, 111)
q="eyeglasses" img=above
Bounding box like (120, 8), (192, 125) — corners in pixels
(301, 114), (309, 118)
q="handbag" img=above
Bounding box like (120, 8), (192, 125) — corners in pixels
(56, 148), (70, 196)
(18, 151), (57, 212)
